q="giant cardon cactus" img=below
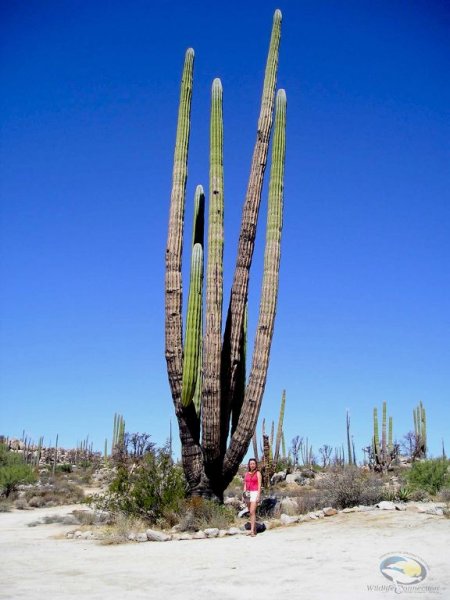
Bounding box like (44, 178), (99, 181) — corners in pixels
(164, 10), (286, 499)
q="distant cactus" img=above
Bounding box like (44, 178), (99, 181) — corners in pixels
(370, 402), (397, 472)
(413, 401), (427, 459)
(112, 413), (125, 458)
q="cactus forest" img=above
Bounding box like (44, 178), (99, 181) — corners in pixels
(164, 10), (286, 500)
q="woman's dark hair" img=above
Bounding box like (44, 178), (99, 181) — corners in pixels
(247, 458), (258, 471)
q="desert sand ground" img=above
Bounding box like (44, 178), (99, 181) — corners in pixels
(1, 504), (449, 600)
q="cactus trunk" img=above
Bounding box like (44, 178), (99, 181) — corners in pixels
(273, 389), (286, 465)
(164, 11), (286, 499)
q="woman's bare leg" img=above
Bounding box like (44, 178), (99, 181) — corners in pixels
(250, 501), (257, 535)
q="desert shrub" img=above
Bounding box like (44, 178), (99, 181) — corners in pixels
(0, 444), (37, 497)
(177, 496), (235, 531)
(295, 490), (327, 513)
(405, 459), (450, 495)
(0, 498), (12, 512)
(315, 467), (385, 509)
(56, 463), (73, 473)
(24, 481), (84, 506)
(437, 488), (450, 504)
(100, 513), (148, 545)
(14, 497), (29, 510)
(88, 442), (186, 524)
(224, 475), (243, 498)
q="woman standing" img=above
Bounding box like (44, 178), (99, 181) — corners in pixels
(243, 458), (262, 536)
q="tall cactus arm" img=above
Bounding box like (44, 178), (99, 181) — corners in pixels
(165, 49), (204, 491)
(388, 416), (393, 452)
(346, 410), (352, 465)
(165, 48), (194, 403)
(273, 389), (286, 464)
(381, 401), (387, 462)
(223, 88), (286, 479)
(221, 10), (282, 419)
(189, 186), (205, 416)
(229, 302), (248, 438)
(202, 78), (224, 461)
(182, 243), (204, 406)
(373, 407), (380, 463)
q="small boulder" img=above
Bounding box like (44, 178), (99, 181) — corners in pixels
(271, 471), (287, 485)
(204, 528), (219, 538)
(226, 527), (241, 536)
(418, 504), (444, 516)
(323, 507), (338, 516)
(307, 512), (318, 520)
(280, 497), (298, 515)
(192, 531), (207, 539)
(178, 533), (193, 540)
(146, 529), (171, 542)
(286, 473), (305, 485)
(376, 501), (396, 511)
(280, 513), (299, 525)
(136, 533), (148, 542)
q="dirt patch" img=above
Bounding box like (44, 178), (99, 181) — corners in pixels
(1, 504), (449, 600)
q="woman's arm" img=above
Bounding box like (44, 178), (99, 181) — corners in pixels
(257, 471), (262, 500)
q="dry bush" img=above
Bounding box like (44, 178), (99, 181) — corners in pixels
(437, 488), (450, 504)
(224, 475), (243, 498)
(24, 481), (84, 507)
(0, 498), (12, 512)
(100, 513), (148, 545)
(315, 467), (385, 509)
(177, 497), (235, 532)
(14, 497), (29, 510)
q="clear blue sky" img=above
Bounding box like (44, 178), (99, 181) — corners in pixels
(1, 1), (449, 460)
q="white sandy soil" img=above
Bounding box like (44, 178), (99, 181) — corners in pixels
(1, 504), (449, 600)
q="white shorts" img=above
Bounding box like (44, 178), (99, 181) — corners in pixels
(248, 491), (259, 503)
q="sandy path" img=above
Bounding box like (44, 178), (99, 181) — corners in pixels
(1, 505), (449, 600)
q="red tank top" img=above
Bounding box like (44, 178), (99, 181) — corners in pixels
(245, 471), (259, 491)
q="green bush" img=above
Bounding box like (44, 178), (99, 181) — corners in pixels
(0, 444), (37, 497)
(405, 459), (450, 495)
(88, 442), (186, 524)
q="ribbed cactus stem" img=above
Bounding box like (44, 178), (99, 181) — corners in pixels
(346, 410), (352, 465)
(222, 9), (282, 428)
(252, 431), (259, 462)
(165, 47), (194, 403)
(388, 416), (393, 452)
(52, 433), (59, 477)
(191, 186), (205, 416)
(274, 389), (286, 464)
(373, 408), (379, 463)
(202, 78), (224, 460)
(230, 302), (248, 436)
(381, 401), (387, 463)
(223, 88), (286, 475)
(182, 243), (204, 406)
(421, 403), (427, 457)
